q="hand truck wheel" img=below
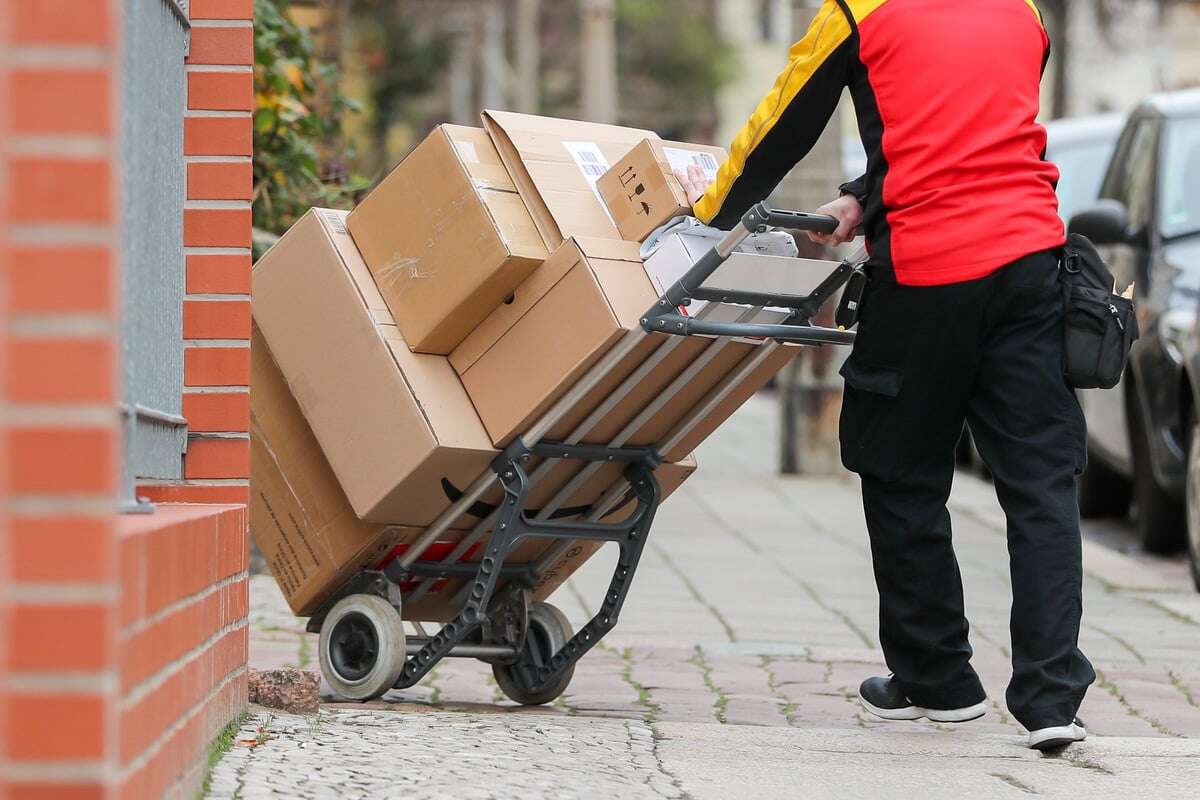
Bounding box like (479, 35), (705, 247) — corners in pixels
(318, 593), (406, 701)
(493, 601), (575, 706)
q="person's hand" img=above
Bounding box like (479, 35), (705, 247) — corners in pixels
(674, 165), (712, 208)
(808, 194), (863, 246)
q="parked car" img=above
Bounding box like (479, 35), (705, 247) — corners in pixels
(1186, 310), (1200, 587)
(1072, 89), (1200, 557)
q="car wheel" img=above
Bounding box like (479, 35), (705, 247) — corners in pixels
(1130, 400), (1185, 554)
(1187, 424), (1200, 592)
(1077, 452), (1131, 518)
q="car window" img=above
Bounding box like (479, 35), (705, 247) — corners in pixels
(1052, 140), (1118, 223)
(1102, 119), (1159, 232)
(1159, 116), (1200, 239)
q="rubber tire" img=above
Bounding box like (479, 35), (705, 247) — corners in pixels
(1077, 452), (1132, 519)
(493, 602), (575, 706)
(1187, 425), (1200, 592)
(1130, 401), (1185, 554)
(318, 594), (406, 701)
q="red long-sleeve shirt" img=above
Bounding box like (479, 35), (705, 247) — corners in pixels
(694, 0), (1066, 286)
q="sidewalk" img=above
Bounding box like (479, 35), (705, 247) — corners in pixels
(211, 393), (1200, 799)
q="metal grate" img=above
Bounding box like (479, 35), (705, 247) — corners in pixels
(119, 0), (193, 511)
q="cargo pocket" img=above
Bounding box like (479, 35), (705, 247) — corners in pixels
(839, 356), (905, 479)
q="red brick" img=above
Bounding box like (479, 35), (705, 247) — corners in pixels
(217, 509), (249, 578)
(183, 208), (251, 248)
(120, 533), (146, 628)
(10, 69), (111, 135)
(184, 347), (249, 386)
(4, 694), (106, 760)
(183, 392), (249, 433)
(7, 603), (111, 671)
(13, 0), (113, 45)
(9, 783), (106, 800)
(138, 483), (250, 505)
(186, 253), (251, 294)
(187, 71), (254, 111)
(187, 26), (254, 66)
(192, 0), (255, 19)
(183, 299), (250, 340)
(185, 438), (250, 480)
(6, 427), (116, 495)
(5, 338), (115, 404)
(9, 158), (111, 224)
(187, 161), (253, 201)
(10, 515), (113, 581)
(7, 246), (114, 313)
(184, 116), (252, 156)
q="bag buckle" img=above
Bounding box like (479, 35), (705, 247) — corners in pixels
(1063, 247), (1082, 275)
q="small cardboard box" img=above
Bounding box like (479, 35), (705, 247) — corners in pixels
(451, 236), (800, 452)
(346, 125), (547, 354)
(480, 110), (660, 248)
(252, 324), (698, 619)
(597, 139), (727, 243)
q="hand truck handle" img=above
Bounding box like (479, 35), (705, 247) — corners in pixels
(649, 202), (838, 310)
(640, 202), (858, 345)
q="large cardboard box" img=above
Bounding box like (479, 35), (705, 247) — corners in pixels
(346, 125), (547, 354)
(597, 138), (727, 243)
(252, 324), (697, 619)
(451, 236), (800, 453)
(481, 110), (660, 248)
(254, 208), (499, 524)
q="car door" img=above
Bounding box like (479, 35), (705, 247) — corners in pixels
(1079, 115), (1161, 470)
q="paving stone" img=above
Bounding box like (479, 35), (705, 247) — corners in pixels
(219, 395), (1200, 798)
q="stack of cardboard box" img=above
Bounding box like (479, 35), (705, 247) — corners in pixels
(251, 111), (818, 620)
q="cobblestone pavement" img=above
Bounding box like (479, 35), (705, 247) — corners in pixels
(214, 394), (1200, 799)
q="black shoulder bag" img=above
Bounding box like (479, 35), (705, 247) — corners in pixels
(1059, 233), (1139, 390)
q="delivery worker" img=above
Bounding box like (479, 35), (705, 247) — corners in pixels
(677, 0), (1094, 750)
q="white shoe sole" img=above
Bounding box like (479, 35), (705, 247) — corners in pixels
(1028, 723), (1086, 750)
(860, 696), (988, 723)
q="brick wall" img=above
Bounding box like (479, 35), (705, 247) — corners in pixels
(1, 2), (124, 797)
(141, 0), (254, 507)
(1, 1), (253, 797)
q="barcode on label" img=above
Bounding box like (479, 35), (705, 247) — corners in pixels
(662, 146), (720, 183)
(562, 141), (616, 225)
(320, 210), (348, 235)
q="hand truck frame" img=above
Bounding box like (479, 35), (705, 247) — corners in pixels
(308, 204), (862, 704)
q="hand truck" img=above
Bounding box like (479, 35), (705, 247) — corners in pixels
(307, 204), (862, 705)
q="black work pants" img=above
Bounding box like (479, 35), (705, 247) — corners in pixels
(838, 249), (1095, 730)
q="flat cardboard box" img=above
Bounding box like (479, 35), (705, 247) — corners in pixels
(346, 125), (547, 354)
(481, 110), (660, 248)
(251, 324), (697, 619)
(597, 138), (727, 243)
(452, 236), (800, 453)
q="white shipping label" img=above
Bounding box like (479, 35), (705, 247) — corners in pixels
(662, 146), (720, 183)
(562, 141), (616, 224)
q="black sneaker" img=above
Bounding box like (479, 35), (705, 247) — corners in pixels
(858, 675), (988, 723)
(1028, 717), (1087, 750)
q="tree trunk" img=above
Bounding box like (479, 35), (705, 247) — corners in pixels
(514, 0), (541, 113)
(478, 1), (508, 110)
(580, 0), (618, 122)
